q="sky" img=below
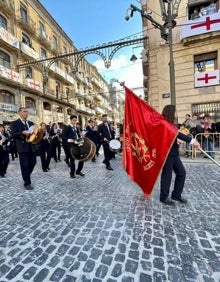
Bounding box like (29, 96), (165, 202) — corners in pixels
(40, 0), (144, 95)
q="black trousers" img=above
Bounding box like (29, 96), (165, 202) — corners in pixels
(102, 142), (111, 167)
(0, 149), (9, 176)
(18, 152), (36, 186)
(40, 146), (51, 170)
(67, 146), (84, 176)
(160, 155), (186, 200)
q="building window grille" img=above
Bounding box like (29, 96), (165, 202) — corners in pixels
(40, 47), (47, 59)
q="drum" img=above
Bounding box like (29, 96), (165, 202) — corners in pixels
(109, 139), (121, 153)
(70, 137), (96, 162)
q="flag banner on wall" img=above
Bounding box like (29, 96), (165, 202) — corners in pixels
(122, 86), (178, 197)
(195, 69), (219, 87)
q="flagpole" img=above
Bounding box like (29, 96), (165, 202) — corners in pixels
(198, 148), (220, 167)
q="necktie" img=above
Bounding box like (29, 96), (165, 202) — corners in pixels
(24, 120), (28, 130)
(106, 124), (112, 139)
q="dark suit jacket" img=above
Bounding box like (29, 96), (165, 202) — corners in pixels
(98, 123), (114, 142)
(62, 125), (80, 142)
(10, 119), (36, 153)
(169, 131), (192, 156)
(86, 125), (98, 144)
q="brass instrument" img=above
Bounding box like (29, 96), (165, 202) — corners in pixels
(26, 125), (44, 144)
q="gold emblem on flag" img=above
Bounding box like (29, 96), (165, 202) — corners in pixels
(125, 126), (156, 170)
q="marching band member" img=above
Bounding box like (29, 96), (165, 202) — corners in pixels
(0, 124), (10, 178)
(39, 122), (51, 172)
(10, 107), (37, 190)
(98, 114), (114, 170)
(62, 115), (85, 179)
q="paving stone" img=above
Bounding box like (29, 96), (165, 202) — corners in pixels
(0, 156), (219, 281)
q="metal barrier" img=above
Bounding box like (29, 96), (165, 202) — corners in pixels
(193, 132), (220, 160)
(179, 133), (220, 160)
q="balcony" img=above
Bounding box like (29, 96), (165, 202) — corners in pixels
(0, 0), (14, 16)
(95, 106), (105, 114)
(180, 13), (220, 45)
(27, 108), (37, 115)
(43, 110), (53, 123)
(24, 78), (43, 92)
(37, 29), (51, 48)
(16, 15), (36, 35)
(75, 104), (95, 115)
(44, 86), (55, 98)
(50, 65), (74, 84)
(20, 42), (39, 60)
(0, 65), (22, 84)
(0, 27), (19, 50)
(0, 102), (17, 112)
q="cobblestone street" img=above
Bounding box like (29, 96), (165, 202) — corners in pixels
(0, 151), (220, 282)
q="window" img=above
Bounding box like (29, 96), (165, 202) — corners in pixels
(192, 102), (220, 120)
(62, 46), (67, 54)
(40, 47), (47, 59)
(22, 33), (31, 46)
(25, 66), (32, 78)
(52, 36), (58, 50)
(64, 66), (68, 74)
(0, 90), (14, 103)
(20, 3), (28, 23)
(39, 21), (45, 37)
(0, 15), (7, 29)
(43, 102), (51, 111)
(194, 52), (217, 73)
(56, 81), (61, 94)
(25, 97), (35, 109)
(0, 50), (10, 68)
(188, 0), (218, 20)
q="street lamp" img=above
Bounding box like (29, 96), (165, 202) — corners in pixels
(159, 0), (181, 106)
(125, 1), (181, 106)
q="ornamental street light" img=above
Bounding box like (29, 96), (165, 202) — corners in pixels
(126, 1), (181, 106)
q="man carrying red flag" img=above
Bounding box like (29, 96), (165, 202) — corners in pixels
(123, 87), (200, 205)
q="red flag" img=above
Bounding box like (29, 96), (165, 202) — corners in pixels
(123, 87), (178, 197)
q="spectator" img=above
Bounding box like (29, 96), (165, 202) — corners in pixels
(190, 8), (200, 20)
(201, 115), (216, 159)
(206, 1), (217, 15)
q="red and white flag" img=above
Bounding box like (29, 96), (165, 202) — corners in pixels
(195, 70), (219, 87)
(122, 87), (177, 197)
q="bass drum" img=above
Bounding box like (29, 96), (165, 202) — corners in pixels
(70, 137), (96, 162)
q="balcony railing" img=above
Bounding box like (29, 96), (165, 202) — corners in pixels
(44, 86), (55, 97)
(16, 15), (36, 34)
(0, 102), (17, 112)
(180, 13), (220, 44)
(27, 108), (37, 115)
(0, 27), (19, 50)
(20, 42), (39, 60)
(0, 65), (22, 84)
(37, 29), (51, 48)
(24, 78), (43, 92)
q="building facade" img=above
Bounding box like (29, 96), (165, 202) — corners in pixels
(141, 0), (220, 122)
(0, 0), (122, 128)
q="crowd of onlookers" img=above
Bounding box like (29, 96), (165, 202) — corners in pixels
(190, 0), (218, 20)
(179, 113), (220, 159)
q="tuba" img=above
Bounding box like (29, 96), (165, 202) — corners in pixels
(26, 125), (44, 144)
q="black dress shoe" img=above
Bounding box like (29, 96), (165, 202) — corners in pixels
(76, 172), (85, 177)
(102, 160), (106, 164)
(24, 184), (34, 190)
(160, 199), (175, 206)
(171, 196), (187, 203)
(106, 166), (113, 171)
(70, 174), (75, 178)
(0, 175), (5, 178)
(43, 169), (48, 172)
